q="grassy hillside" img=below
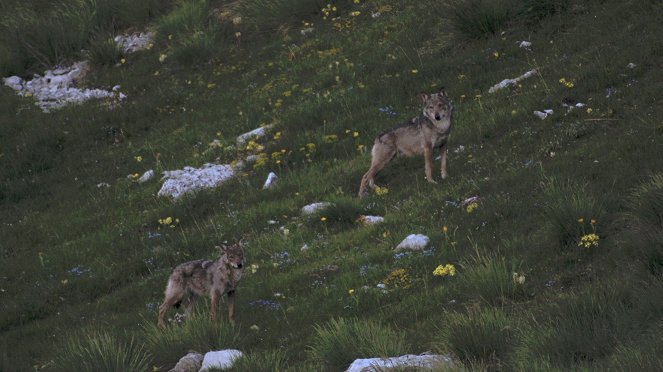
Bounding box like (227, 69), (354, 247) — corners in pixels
(2, 0), (663, 370)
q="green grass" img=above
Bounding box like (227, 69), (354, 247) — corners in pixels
(2, 0), (663, 370)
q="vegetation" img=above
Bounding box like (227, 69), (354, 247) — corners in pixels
(1, 0), (663, 370)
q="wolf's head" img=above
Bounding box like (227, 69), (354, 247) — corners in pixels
(420, 88), (453, 123)
(219, 242), (245, 270)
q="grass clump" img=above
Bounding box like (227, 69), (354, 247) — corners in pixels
(624, 174), (663, 276)
(436, 308), (517, 368)
(459, 253), (526, 304)
(445, 0), (515, 39)
(237, 0), (327, 33)
(142, 312), (241, 367)
(85, 32), (124, 66)
(308, 318), (409, 371)
(228, 350), (289, 371)
(56, 331), (151, 372)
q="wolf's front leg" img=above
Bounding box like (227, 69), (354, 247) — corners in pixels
(424, 145), (436, 183)
(210, 292), (219, 321)
(440, 144), (448, 180)
(227, 290), (236, 325)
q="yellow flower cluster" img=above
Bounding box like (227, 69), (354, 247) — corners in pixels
(322, 4), (337, 20)
(245, 140), (264, 152)
(433, 264), (456, 277)
(158, 217), (180, 228)
(253, 153), (269, 170)
(383, 268), (412, 289)
(559, 77), (575, 88)
(466, 202), (479, 213)
(578, 233), (600, 248)
(375, 186), (389, 196)
(323, 134), (339, 143)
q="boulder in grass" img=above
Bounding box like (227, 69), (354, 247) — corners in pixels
(301, 202), (332, 215)
(158, 163), (235, 200)
(199, 349), (244, 371)
(346, 353), (452, 372)
(358, 215), (385, 226)
(263, 172), (278, 189)
(168, 352), (203, 372)
(236, 125), (273, 145)
(395, 234), (430, 251)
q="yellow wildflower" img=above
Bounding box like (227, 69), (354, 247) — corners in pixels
(433, 264), (456, 277)
(578, 233), (600, 248)
(466, 202), (479, 213)
(350, 11), (361, 17)
(348, 288), (355, 295)
(375, 186), (389, 196)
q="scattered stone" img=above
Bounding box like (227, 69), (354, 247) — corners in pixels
(453, 145), (466, 153)
(96, 182), (111, 188)
(561, 98), (586, 111)
(518, 40), (532, 50)
(358, 215), (385, 226)
(605, 87), (618, 98)
(488, 69), (537, 93)
(533, 109), (554, 120)
(168, 352), (203, 372)
(627, 62), (636, 69)
(300, 28), (315, 36)
(3, 61), (125, 112)
(200, 350), (244, 371)
(137, 169), (155, 184)
(114, 32), (154, 54)
(395, 234), (430, 251)
(301, 243), (310, 252)
(461, 195), (481, 206)
(249, 324), (260, 332)
(301, 202), (332, 215)
(263, 172), (278, 189)
(158, 163), (235, 200)
(236, 124), (274, 145)
(346, 353), (452, 372)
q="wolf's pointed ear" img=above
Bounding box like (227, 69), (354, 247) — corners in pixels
(217, 244), (227, 253)
(438, 87), (448, 97)
(419, 92), (429, 103)
(238, 239), (247, 249)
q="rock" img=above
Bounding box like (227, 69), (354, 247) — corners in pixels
(346, 354), (452, 372)
(395, 234), (430, 251)
(158, 163), (235, 200)
(358, 215), (384, 226)
(168, 352), (203, 372)
(627, 62), (636, 69)
(236, 125), (273, 145)
(301, 202), (332, 215)
(518, 40), (532, 50)
(199, 349), (244, 371)
(533, 109), (554, 120)
(114, 32), (154, 53)
(3, 61), (122, 112)
(263, 172), (278, 189)
(488, 69), (537, 93)
(137, 169), (155, 184)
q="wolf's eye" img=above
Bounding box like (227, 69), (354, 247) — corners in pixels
(428, 106), (433, 109)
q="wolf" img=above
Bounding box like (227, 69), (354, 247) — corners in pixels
(359, 88), (454, 197)
(158, 242), (245, 327)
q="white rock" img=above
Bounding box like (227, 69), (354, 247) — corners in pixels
(3, 61), (124, 112)
(627, 62), (636, 69)
(358, 215), (384, 226)
(199, 349), (243, 371)
(518, 40), (532, 50)
(533, 109), (554, 120)
(301, 243), (310, 252)
(488, 69), (537, 93)
(236, 125), (273, 145)
(301, 202), (332, 215)
(96, 182), (111, 188)
(346, 354), (452, 372)
(137, 169), (155, 184)
(168, 352), (203, 372)
(114, 32), (154, 53)
(158, 163), (235, 200)
(263, 172), (278, 189)
(461, 195), (480, 206)
(395, 234), (430, 251)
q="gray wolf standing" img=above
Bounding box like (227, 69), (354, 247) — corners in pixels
(158, 242), (245, 327)
(359, 89), (454, 197)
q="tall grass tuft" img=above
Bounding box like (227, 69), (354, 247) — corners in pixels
(444, 0), (515, 39)
(308, 318), (409, 371)
(459, 253), (526, 304)
(624, 174), (663, 276)
(540, 178), (605, 251)
(142, 312), (241, 367)
(436, 308), (517, 368)
(85, 32), (124, 66)
(517, 285), (631, 367)
(236, 0), (328, 33)
(56, 331), (151, 372)
(228, 349), (289, 371)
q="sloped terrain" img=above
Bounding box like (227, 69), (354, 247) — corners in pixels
(1, 0), (663, 370)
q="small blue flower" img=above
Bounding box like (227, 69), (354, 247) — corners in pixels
(68, 266), (89, 276)
(249, 299), (281, 311)
(378, 106), (397, 117)
(393, 252), (412, 260)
